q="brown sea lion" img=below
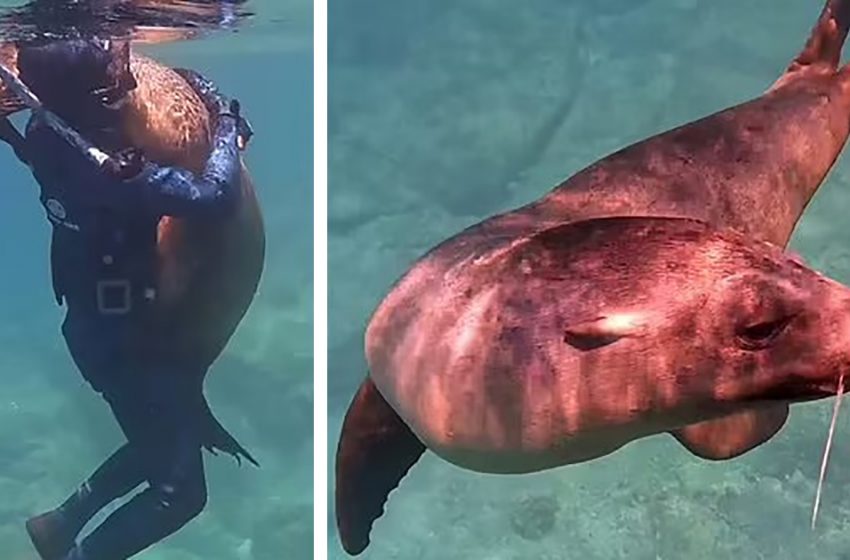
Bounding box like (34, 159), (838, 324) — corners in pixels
(340, 217), (850, 552)
(368, 217), (850, 472)
(336, 0), (850, 554)
(122, 51), (265, 371)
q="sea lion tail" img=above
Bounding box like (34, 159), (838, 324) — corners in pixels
(791, 0), (850, 70)
(200, 395), (260, 467)
(335, 377), (426, 556)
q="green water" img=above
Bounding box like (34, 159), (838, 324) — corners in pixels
(328, 1), (850, 558)
(0, 1), (313, 558)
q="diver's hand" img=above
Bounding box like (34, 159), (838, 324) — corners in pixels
(213, 94), (252, 150)
(102, 147), (145, 180)
(200, 89), (253, 151)
(220, 98), (253, 150)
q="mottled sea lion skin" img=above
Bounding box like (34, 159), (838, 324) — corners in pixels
(336, 0), (850, 555)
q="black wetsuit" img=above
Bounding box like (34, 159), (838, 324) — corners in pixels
(21, 74), (251, 560)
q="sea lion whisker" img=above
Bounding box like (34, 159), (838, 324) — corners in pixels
(811, 372), (844, 529)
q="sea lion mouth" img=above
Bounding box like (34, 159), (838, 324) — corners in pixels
(748, 374), (846, 404)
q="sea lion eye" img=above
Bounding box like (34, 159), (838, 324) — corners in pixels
(736, 315), (794, 350)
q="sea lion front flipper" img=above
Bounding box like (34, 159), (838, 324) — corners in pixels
(336, 377), (426, 555)
(669, 405), (789, 460)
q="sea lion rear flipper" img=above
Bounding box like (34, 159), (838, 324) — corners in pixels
(336, 377), (426, 555)
(783, 0), (850, 74)
(669, 405), (789, 460)
(200, 395), (260, 467)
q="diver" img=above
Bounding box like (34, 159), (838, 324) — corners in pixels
(0, 37), (256, 560)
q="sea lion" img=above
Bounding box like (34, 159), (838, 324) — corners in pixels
(339, 217), (850, 552)
(336, 0), (850, 554)
(124, 52), (265, 371)
(109, 47), (263, 371)
(368, 217), (850, 470)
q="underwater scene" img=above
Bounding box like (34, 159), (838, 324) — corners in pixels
(0, 0), (313, 558)
(329, 1), (850, 559)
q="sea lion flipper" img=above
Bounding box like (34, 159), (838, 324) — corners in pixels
(200, 395), (259, 467)
(789, 0), (850, 70)
(336, 377), (426, 555)
(669, 405), (789, 460)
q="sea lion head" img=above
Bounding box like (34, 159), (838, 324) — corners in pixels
(539, 217), (850, 409)
(17, 37), (137, 133)
(692, 241), (850, 406)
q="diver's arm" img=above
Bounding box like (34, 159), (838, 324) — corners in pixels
(22, 106), (242, 219)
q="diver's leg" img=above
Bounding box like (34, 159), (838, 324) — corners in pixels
(26, 444), (146, 559)
(68, 437), (207, 559)
(63, 370), (208, 560)
(63, 444), (146, 523)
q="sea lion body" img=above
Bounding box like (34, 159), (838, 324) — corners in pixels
(364, 0), (850, 463)
(367, 217), (850, 473)
(122, 53), (265, 369)
(124, 52), (213, 171)
(336, 0), (850, 554)
(363, 51), (850, 461)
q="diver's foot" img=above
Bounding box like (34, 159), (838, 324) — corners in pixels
(25, 510), (76, 560)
